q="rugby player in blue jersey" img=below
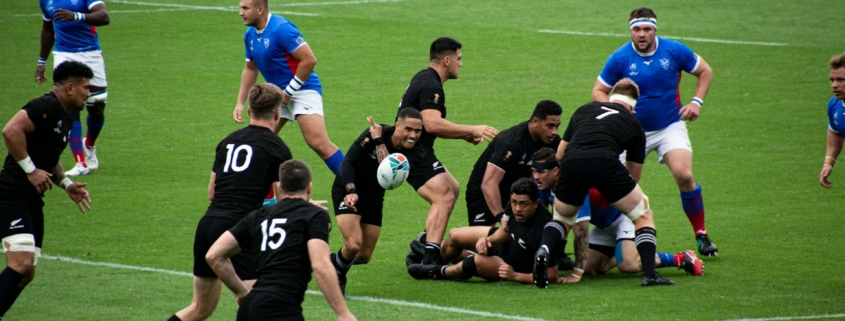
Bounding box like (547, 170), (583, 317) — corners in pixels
(821, 52), (845, 189)
(591, 7), (717, 257)
(37, 0), (110, 176)
(234, 0), (344, 206)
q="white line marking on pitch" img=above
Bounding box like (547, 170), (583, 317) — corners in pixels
(720, 314), (845, 321)
(43, 255), (548, 321)
(537, 29), (788, 47)
(108, 0), (318, 16)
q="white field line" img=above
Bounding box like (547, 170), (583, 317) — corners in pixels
(720, 314), (845, 321)
(110, 0), (399, 8)
(13, 8), (196, 17)
(108, 0), (319, 16)
(42, 255), (549, 321)
(537, 29), (788, 47)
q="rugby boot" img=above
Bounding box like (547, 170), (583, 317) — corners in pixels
(407, 263), (445, 280)
(678, 250), (703, 276)
(696, 234), (718, 257)
(641, 272), (676, 286)
(532, 246), (550, 288)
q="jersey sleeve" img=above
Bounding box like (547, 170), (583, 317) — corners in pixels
(39, 0), (52, 21)
(416, 83), (445, 113)
(306, 209), (331, 242)
(487, 139), (519, 172)
(276, 23), (308, 55)
(339, 128), (374, 187)
(229, 211), (257, 250)
(623, 120), (647, 163)
(597, 53), (622, 89)
(828, 97), (839, 134)
(243, 30), (252, 62)
(674, 41), (700, 74)
(575, 193), (592, 223)
(86, 0), (105, 10)
(561, 113), (577, 143)
(22, 101), (47, 132)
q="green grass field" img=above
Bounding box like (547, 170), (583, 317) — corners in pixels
(2, 0), (845, 320)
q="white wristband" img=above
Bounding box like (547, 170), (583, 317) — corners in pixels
(60, 177), (73, 190)
(17, 156), (36, 174)
(691, 97), (703, 107)
(284, 76), (304, 96)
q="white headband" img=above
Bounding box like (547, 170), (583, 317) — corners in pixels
(629, 18), (657, 29)
(609, 94), (637, 109)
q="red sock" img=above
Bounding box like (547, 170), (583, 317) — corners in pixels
(73, 152), (87, 166)
(687, 214), (707, 236)
(265, 188), (274, 199)
(85, 134), (97, 148)
(673, 253), (685, 267)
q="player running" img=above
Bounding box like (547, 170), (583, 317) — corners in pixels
(820, 52), (845, 188)
(397, 37), (498, 265)
(37, 0), (111, 176)
(205, 160), (356, 321)
(169, 84), (291, 321)
(591, 7), (717, 257)
(330, 109), (434, 295)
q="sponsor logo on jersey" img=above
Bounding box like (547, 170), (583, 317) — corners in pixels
(361, 137), (370, 147)
(517, 238), (527, 249)
(628, 63), (638, 76)
(71, 0), (79, 5)
(504, 151), (512, 161)
(264, 38), (270, 49)
(643, 60), (652, 65)
(473, 213), (486, 222)
(296, 37), (304, 45)
(660, 58), (670, 70)
(432, 161), (443, 170)
(433, 93), (439, 104)
(10, 218), (23, 230)
(54, 120), (63, 134)
(518, 153), (527, 165)
(338, 202), (348, 210)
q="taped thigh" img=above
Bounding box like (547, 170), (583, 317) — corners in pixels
(553, 207), (576, 226)
(624, 195), (649, 221)
(2, 233), (41, 265)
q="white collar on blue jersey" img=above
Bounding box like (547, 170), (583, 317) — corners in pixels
(630, 37), (659, 57)
(256, 13), (273, 35)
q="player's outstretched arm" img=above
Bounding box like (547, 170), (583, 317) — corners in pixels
(308, 239), (356, 321)
(821, 129), (844, 188)
(591, 80), (612, 102)
(419, 110), (498, 143)
(560, 220), (589, 284)
(36, 20), (55, 84)
(234, 61), (260, 123)
(206, 232), (249, 301)
(679, 57), (713, 121)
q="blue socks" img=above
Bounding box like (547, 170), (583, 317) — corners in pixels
(324, 149), (344, 175)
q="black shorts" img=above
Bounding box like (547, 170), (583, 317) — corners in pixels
(555, 158), (637, 206)
(406, 145), (447, 190)
(466, 197), (496, 226)
(237, 290), (303, 321)
(193, 216), (257, 280)
(589, 243), (616, 258)
(331, 182), (384, 226)
(0, 203), (44, 248)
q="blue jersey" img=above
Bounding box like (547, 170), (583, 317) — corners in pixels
(827, 96), (845, 138)
(40, 0), (103, 53)
(244, 14), (321, 94)
(576, 189), (623, 229)
(598, 37), (700, 131)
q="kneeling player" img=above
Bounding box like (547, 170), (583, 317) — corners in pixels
(330, 109), (429, 294)
(407, 178), (558, 284)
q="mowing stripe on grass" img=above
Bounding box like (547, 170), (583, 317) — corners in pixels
(108, 0), (319, 16)
(721, 314), (845, 321)
(537, 29), (788, 47)
(43, 255), (548, 321)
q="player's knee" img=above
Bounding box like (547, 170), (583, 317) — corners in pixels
(354, 254), (372, 265)
(617, 260), (640, 274)
(342, 241), (362, 257)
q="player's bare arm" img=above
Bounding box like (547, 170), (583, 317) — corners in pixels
(626, 161), (644, 182)
(481, 164), (506, 216)
(499, 262), (559, 284)
(281, 44), (317, 105)
(419, 109), (498, 142)
(679, 56), (713, 121)
(233, 61), (260, 123)
(2, 111), (52, 193)
(207, 172), (217, 200)
(591, 80), (612, 102)
(821, 129), (844, 188)
(367, 116), (388, 163)
(52, 162), (91, 213)
(53, 3), (109, 25)
(560, 220), (589, 284)
(308, 239), (356, 321)
(206, 232), (250, 301)
(35, 20), (55, 85)
(476, 226), (509, 255)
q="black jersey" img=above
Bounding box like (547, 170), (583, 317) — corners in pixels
(0, 92), (73, 208)
(334, 125), (432, 194)
(561, 102), (646, 163)
(205, 125), (291, 219)
(229, 198), (330, 304)
(398, 68), (446, 148)
(465, 122), (561, 209)
(499, 204), (556, 273)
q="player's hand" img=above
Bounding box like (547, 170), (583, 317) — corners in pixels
(66, 182), (91, 213)
(463, 136), (483, 145)
(35, 65), (47, 85)
(27, 169), (52, 193)
(343, 194), (358, 212)
(472, 125), (499, 143)
(499, 213), (509, 232)
(309, 199), (328, 210)
(679, 103), (701, 121)
(558, 273), (582, 284)
(282, 92), (292, 106)
(367, 116), (382, 139)
(338, 312), (357, 321)
(475, 237), (490, 255)
(497, 262), (516, 281)
(820, 164), (833, 189)
(53, 9), (76, 23)
(233, 104), (245, 123)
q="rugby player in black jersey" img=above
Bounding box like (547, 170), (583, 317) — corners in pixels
(206, 160), (355, 321)
(0, 61), (93, 319)
(397, 37), (498, 264)
(532, 78), (675, 288)
(170, 84), (292, 321)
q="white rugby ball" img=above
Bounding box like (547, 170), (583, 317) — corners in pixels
(377, 153), (410, 190)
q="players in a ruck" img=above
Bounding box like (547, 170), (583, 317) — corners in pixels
(330, 109), (433, 295)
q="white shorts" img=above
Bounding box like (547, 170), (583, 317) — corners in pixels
(53, 51), (107, 87)
(620, 121), (692, 165)
(281, 89), (324, 121)
(588, 215), (635, 247)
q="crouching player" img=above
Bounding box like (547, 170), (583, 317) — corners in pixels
(407, 178), (559, 284)
(330, 109), (433, 294)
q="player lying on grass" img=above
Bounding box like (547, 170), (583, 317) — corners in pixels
(407, 178), (559, 284)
